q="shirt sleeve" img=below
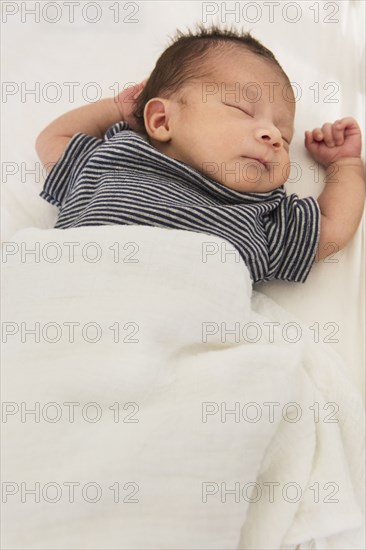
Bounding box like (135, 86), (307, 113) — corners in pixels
(39, 132), (104, 208)
(264, 193), (321, 283)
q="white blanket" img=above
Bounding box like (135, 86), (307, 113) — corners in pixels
(1, 225), (365, 549)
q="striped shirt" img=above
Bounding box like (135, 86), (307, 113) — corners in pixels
(40, 121), (321, 284)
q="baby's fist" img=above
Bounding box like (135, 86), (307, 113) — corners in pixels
(115, 79), (148, 131)
(305, 117), (362, 167)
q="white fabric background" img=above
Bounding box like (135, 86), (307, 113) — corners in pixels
(1, 0), (365, 395)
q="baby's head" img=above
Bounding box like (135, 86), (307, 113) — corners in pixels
(133, 24), (295, 193)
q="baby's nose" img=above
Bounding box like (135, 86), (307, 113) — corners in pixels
(255, 127), (282, 149)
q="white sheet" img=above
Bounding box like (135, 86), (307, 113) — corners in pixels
(2, 225), (364, 549)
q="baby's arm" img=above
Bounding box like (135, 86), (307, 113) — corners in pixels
(305, 118), (365, 261)
(35, 81), (146, 173)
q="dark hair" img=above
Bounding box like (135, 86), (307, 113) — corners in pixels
(133, 23), (291, 130)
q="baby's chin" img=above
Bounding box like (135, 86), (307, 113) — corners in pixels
(213, 177), (284, 194)
(199, 161), (286, 193)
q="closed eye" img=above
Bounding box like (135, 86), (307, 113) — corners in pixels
(224, 103), (253, 117)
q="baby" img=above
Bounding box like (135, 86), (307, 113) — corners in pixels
(36, 24), (365, 285)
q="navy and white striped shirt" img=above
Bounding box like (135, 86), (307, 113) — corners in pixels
(40, 121), (321, 284)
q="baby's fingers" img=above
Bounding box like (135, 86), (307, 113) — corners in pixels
(118, 79), (148, 103)
(304, 130), (311, 146)
(321, 122), (335, 147)
(305, 120), (347, 148)
(331, 120), (345, 146)
(132, 78), (148, 99)
(312, 127), (324, 142)
(305, 128), (321, 147)
(304, 131), (316, 152)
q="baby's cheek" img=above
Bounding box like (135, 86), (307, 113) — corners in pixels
(281, 160), (293, 183)
(280, 149), (291, 172)
(268, 157), (288, 185)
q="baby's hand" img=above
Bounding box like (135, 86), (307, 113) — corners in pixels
(305, 117), (362, 167)
(115, 79), (147, 131)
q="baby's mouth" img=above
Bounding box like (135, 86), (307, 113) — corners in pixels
(241, 157), (267, 169)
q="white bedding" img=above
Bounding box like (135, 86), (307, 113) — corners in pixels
(2, 225), (365, 549)
(1, 1), (365, 548)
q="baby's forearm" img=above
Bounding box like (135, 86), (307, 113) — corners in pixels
(317, 158), (365, 249)
(38, 97), (122, 140)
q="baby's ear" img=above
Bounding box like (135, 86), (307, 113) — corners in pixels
(144, 98), (172, 142)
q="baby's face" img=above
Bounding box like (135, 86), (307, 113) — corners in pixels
(152, 50), (295, 193)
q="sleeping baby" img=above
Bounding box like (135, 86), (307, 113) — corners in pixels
(36, 24), (365, 284)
